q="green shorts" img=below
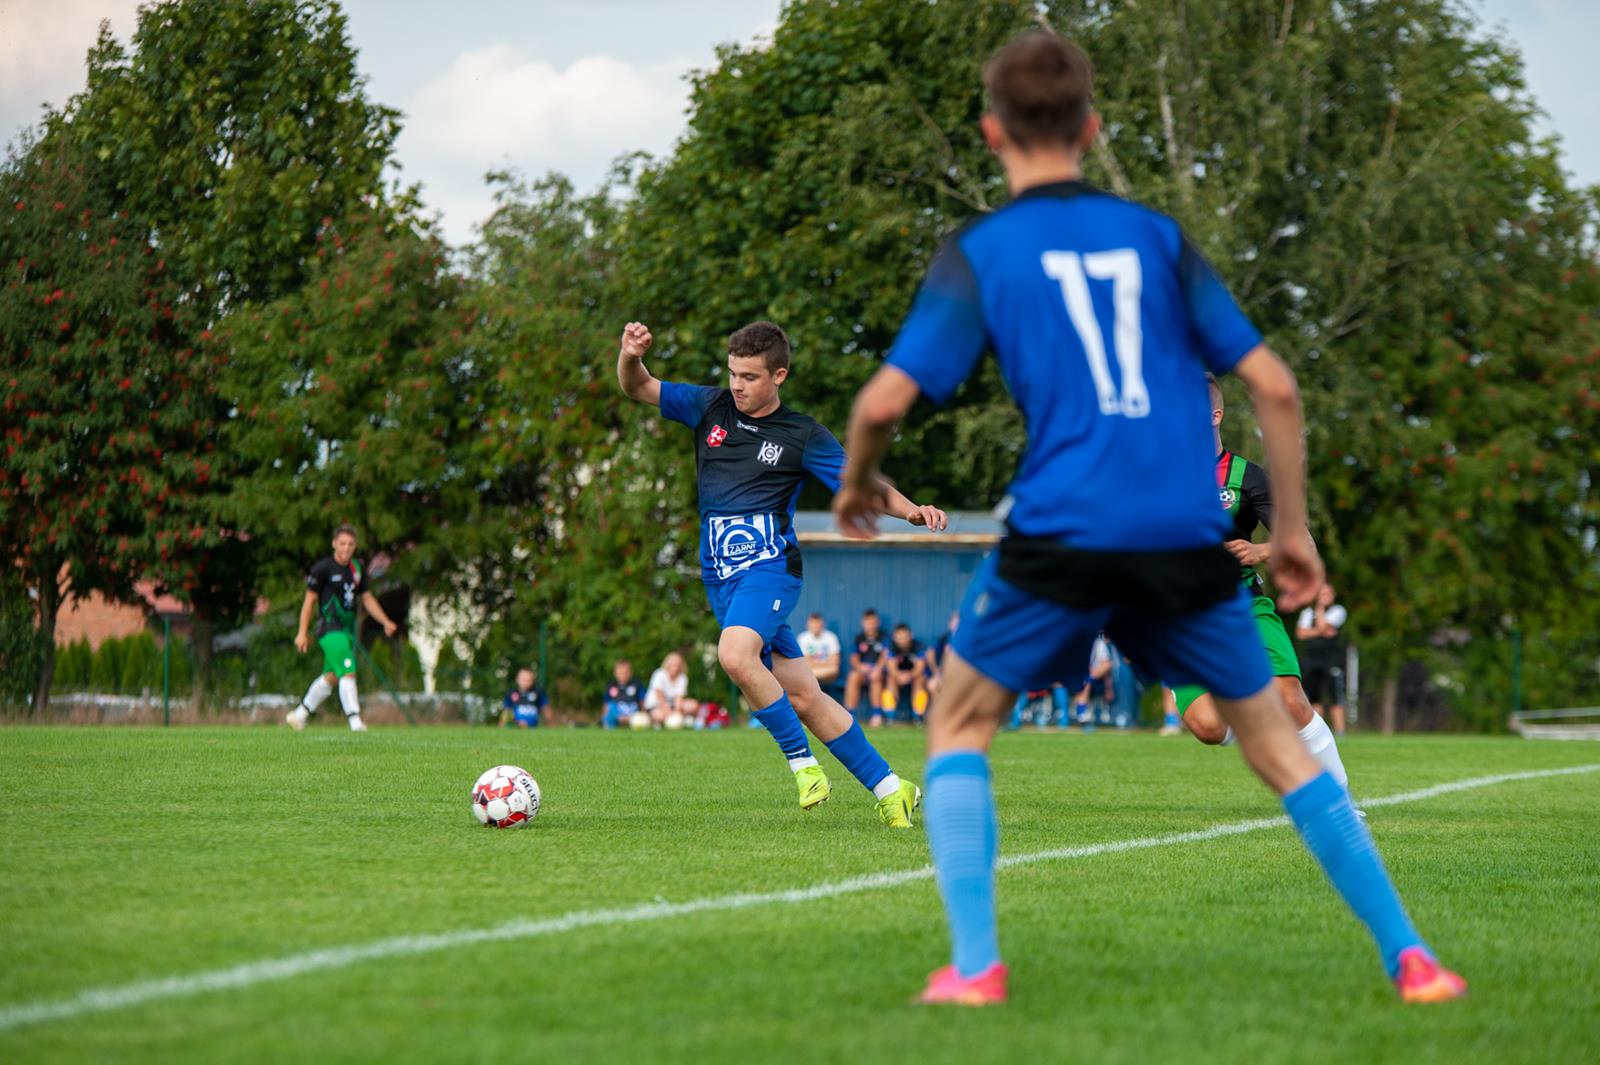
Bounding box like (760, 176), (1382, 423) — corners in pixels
(1174, 594), (1300, 715)
(319, 631), (357, 677)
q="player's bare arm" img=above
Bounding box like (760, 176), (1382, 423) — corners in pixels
(294, 590), (317, 653)
(616, 321), (662, 406)
(835, 365), (922, 538)
(362, 591), (399, 638)
(1232, 345), (1322, 609)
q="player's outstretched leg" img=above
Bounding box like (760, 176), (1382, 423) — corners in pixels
(719, 628), (829, 809)
(1182, 679), (1352, 790)
(1217, 685), (1465, 1002)
(917, 651), (1013, 1005)
(336, 673), (366, 732)
(287, 672), (334, 730)
(771, 655), (918, 827)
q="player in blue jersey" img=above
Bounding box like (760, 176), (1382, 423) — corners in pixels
(617, 318), (944, 826)
(835, 31), (1464, 1004)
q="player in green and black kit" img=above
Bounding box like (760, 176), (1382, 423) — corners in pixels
(286, 523), (398, 732)
(1173, 377), (1351, 789)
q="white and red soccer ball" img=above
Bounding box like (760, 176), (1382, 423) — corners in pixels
(471, 765), (541, 828)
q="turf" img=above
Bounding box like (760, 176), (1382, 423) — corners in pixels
(1, 726), (1596, 1064)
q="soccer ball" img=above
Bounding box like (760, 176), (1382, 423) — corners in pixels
(471, 765), (541, 828)
(629, 711), (652, 731)
(664, 711), (685, 730)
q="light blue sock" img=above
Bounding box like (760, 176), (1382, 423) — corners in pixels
(752, 694), (812, 762)
(822, 720), (891, 792)
(925, 750), (1000, 978)
(1283, 771), (1425, 977)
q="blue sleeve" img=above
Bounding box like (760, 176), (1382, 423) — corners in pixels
(885, 237), (988, 406)
(1177, 230), (1262, 373)
(659, 381), (720, 428)
(803, 422), (846, 491)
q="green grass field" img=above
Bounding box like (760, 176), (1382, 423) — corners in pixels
(1, 726), (1597, 1064)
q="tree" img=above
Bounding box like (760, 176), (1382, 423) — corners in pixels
(0, 132), (205, 711)
(462, 170), (718, 700)
(218, 208), (477, 603)
(57, 0), (404, 695)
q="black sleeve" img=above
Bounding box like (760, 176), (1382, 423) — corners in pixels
(305, 558), (329, 591)
(354, 562), (370, 596)
(1241, 462), (1274, 533)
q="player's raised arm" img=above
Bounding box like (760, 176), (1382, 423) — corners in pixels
(1231, 345), (1322, 609)
(834, 365), (924, 539)
(616, 321), (662, 406)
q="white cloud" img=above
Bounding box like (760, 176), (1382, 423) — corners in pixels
(397, 45), (692, 243)
(0, 0), (140, 139)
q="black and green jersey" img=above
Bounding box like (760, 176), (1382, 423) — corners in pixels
(1215, 450), (1272, 589)
(306, 556), (367, 637)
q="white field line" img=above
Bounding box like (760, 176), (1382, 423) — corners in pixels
(2, 762), (1596, 1035)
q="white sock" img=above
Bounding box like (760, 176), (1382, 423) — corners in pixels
(872, 772), (902, 800)
(338, 675), (361, 723)
(300, 676), (333, 714)
(788, 755), (819, 772)
(1220, 726), (1235, 746)
(1298, 713), (1349, 789)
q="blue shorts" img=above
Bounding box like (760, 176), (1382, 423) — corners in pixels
(704, 565), (804, 665)
(952, 552), (1272, 698)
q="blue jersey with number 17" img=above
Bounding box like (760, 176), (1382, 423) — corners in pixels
(887, 180), (1262, 552)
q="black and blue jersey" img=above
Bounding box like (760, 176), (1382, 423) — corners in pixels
(887, 180), (1262, 553)
(660, 382), (845, 583)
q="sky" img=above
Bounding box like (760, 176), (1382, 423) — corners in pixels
(2, 0), (1596, 247)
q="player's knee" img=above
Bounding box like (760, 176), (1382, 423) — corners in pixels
(1188, 712), (1227, 745)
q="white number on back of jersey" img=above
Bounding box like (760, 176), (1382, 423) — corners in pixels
(1041, 249), (1149, 418)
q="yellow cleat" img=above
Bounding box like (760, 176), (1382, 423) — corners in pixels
(796, 764), (831, 810)
(876, 778), (922, 828)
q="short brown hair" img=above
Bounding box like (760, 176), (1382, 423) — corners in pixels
(332, 523), (358, 541)
(983, 31), (1094, 150)
(727, 321), (790, 374)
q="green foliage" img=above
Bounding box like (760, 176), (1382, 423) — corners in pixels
(461, 172), (719, 699)
(52, 639), (93, 691)
(219, 209), (477, 592)
(0, 568), (44, 707)
(432, 640), (469, 694)
(117, 632), (160, 694)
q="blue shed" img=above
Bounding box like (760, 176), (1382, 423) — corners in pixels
(790, 511), (1002, 650)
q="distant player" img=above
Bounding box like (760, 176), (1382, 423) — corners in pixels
(287, 524), (398, 732)
(1297, 583), (1350, 735)
(1172, 376), (1351, 789)
(834, 31), (1463, 1003)
(617, 320), (941, 825)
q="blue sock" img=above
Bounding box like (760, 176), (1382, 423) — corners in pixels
(925, 750), (1000, 978)
(1283, 772), (1425, 976)
(822, 720), (891, 792)
(752, 694), (812, 762)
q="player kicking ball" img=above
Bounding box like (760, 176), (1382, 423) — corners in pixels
(618, 319), (940, 826)
(1172, 375), (1352, 792)
(286, 523), (398, 732)
(835, 31), (1463, 1003)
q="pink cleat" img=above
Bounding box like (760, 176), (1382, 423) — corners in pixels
(1394, 947), (1467, 1003)
(917, 963), (1009, 1006)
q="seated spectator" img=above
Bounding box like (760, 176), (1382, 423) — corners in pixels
(797, 613), (842, 699)
(1069, 636), (1115, 729)
(500, 667), (547, 728)
(924, 611), (958, 698)
(846, 608), (889, 723)
(645, 651), (698, 727)
(602, 659), (644, 729)
(883, 622), (928, 723)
